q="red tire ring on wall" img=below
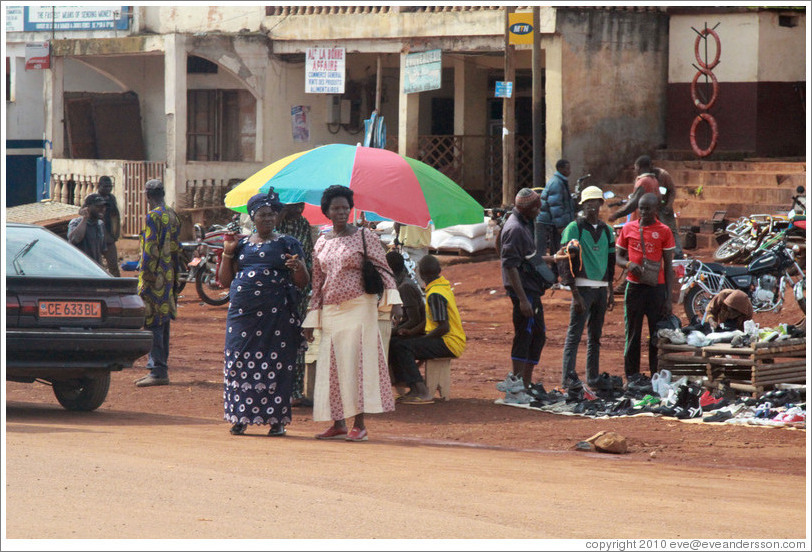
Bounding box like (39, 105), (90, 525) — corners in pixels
(690, 113), (719, 158)
(690, 68), (719, 110)
(694, 28), (721, 70)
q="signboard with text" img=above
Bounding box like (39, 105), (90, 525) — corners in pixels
(25, 41), (50, 70)
(5, 6), (130, 32)
(508, 12), (534, 45)
(305, 47), (346, 94)
(403, 49), (442, 94)
(495, 81), (513, 98)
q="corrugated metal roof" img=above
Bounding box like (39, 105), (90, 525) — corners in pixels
(6, 201), (79, 225)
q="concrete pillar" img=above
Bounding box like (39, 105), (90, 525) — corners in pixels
(454, 57), (487, 194)
(543, 35), (563, 180)
(44, 56), (65, 159)
(164, 33), (187, 209)
(398, 50), (419, 158)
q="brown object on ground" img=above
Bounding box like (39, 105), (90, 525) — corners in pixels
(593, 431), (628, 454)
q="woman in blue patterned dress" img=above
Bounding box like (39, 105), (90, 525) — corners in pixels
(218, 190), (310, 436)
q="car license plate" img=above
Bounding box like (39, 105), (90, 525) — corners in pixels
(39, 301), (101, 318)
(188, 257), (202, 267)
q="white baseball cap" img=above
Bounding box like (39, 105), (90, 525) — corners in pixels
(580, 185), (605, 204)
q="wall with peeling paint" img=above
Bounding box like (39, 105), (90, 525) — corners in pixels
(556, 9), (669, 185)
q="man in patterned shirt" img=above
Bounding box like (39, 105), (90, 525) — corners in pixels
(135, 179), (181, 388)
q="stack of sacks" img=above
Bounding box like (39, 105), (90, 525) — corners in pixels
(430, 217), (495, 253)
(373, 221), (397, 246)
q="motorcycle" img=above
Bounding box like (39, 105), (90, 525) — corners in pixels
(712, 186), (805, 264)
(679, 238), (806, 321)
(189, 214), (246, 306)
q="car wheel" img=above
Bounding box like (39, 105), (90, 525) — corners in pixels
(52, 373), (111, 411)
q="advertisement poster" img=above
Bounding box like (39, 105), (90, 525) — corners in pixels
(403, 49), (441, 94)
(25, 41), (50, 70)
(291, 105), (310, 143)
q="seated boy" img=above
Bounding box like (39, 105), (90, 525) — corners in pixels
(389, 255), (466, 404)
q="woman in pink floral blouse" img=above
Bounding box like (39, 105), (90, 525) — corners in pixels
(303, 186), (403, 442)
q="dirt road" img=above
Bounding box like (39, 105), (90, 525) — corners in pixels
(4, 249), (808, 540)
(5, 402), (807, 539)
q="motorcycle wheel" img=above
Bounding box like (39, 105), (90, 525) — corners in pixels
(793, 279), (806, 314)
(195, 260), (230, 306)
(713, 237), (746, 263)
(683, 285), (723, 322)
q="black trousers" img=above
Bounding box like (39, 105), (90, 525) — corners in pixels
(390, 335), (454, 385)
(623, 282), (666, 377)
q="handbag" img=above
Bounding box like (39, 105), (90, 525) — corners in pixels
(637, 225), (661, 287)
(360, 228), (385, 295)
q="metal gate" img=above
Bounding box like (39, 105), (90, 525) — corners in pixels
(122, 162), (166, 236)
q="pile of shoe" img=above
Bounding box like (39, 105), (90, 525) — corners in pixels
(496, 373), (533, 404)
(625, 374), (653, 398)
(652, 383), (703, 419)
(591, 372), (624, 400)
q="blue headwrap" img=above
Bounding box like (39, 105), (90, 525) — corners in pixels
(247, 188), (284, 219)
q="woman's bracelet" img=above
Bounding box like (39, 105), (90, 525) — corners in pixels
(222, 253), (234, 258)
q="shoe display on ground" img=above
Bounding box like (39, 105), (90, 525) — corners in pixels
(699, 390), (728, 411)
(702, 402), (745, 423)
(230, 423), (247, 435)
(504, 390), (534, 404)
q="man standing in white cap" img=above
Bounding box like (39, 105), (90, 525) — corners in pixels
(559, 186), (615, 392)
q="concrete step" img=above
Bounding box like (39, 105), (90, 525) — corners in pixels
(655, 159), (806, 174)
(673, 201), (791, 221)
(675, 186), (796, 205)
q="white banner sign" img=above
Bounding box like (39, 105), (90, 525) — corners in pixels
(305, 47), (345, 94)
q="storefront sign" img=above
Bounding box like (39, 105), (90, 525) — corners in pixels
(495, 81), (513, 98)
(25, 41), (50, 70)
(403, 49), (442, 94)
(20, 6), (130, 31)
(305, 48), (345, 94)
(508, 12), (534, 45)
(5, 6), (25, 32)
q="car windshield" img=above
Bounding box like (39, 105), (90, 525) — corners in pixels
(6, 225), (111, 278)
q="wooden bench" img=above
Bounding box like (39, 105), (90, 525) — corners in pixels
(656, 340), (708, 379)
(423, 358), (452, 401)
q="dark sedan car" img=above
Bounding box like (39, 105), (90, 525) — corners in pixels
(6, 222), (153, 411)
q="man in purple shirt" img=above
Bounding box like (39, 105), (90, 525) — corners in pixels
(499, 188), (546, 392)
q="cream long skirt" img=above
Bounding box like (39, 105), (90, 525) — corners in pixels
(313, 294), (396, 422)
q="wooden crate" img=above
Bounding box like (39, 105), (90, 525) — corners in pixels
(656, 340), (709, 379)
(701, 338), (806, 396)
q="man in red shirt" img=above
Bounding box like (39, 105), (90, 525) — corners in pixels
(615, 193), (675, 386)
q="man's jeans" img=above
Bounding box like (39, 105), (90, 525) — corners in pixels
(146, 321), (171, 379)
(534, 222), (562, 280)
(561, 286), (608, 387)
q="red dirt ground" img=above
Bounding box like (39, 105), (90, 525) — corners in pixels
(6, 245), (807, 476)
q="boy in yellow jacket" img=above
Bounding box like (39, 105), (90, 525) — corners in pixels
(388, 255), (465, 404)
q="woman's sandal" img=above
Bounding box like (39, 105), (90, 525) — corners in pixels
(230, 423), (247, 435)
(268, 423), (287, 437)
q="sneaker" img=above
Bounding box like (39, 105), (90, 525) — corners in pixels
(315, 425), (349, 440)
(699, 390), (728, 411)
(676, 404), (703, 419)
(229, 423), (247, 435)
(702, 402), (745, 422)
(135, 374), (170, 387)
(781, 408), (806, 424)
(496, 373), (525, 393)
(345, 427), (368, 442)
(504, 390), (534, 404)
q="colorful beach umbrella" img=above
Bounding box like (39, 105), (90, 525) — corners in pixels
(224, 144), (483, 229)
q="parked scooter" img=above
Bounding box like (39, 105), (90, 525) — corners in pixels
(189, 214), (245, 306)
(679, 238), (806, 321)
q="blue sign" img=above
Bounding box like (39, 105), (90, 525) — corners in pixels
(495, 81), (513, 98)
(23, 6), (130, 31)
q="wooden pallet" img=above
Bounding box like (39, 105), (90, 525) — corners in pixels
(656, 340), (708, 379)
(701, 338), (806, 396)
